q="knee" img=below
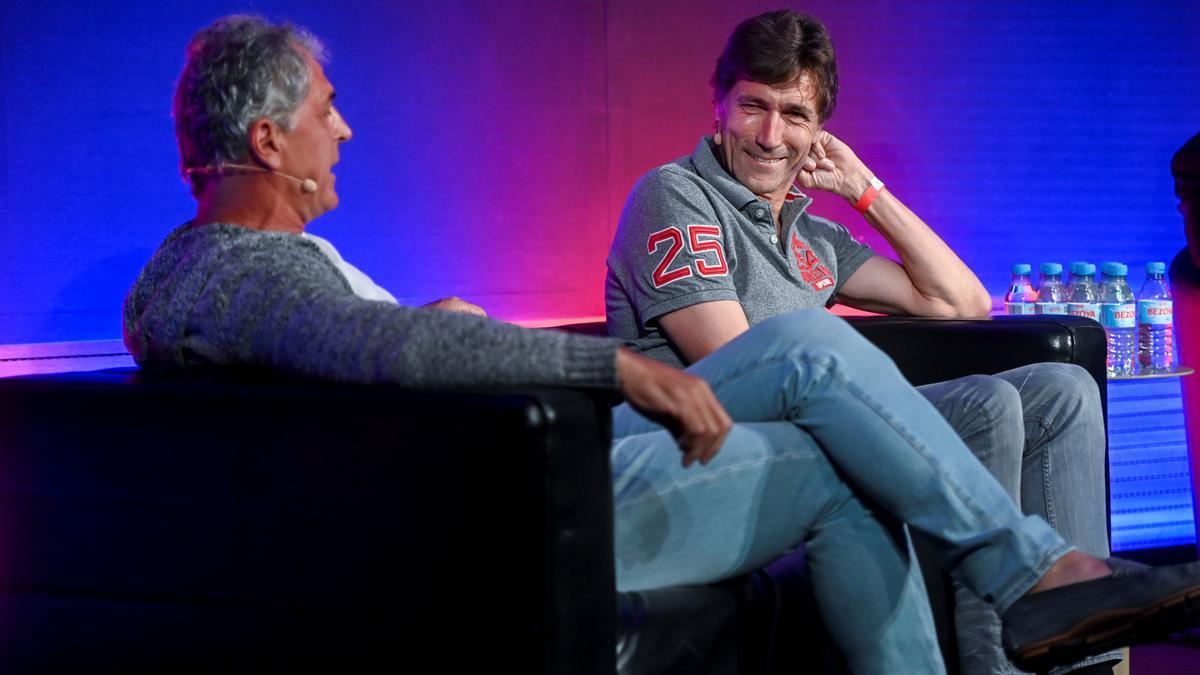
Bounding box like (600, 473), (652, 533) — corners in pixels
(957, 374), (1023, 428)
(1029, 363), (1101, 409)
(1018, 363), (1106, 458)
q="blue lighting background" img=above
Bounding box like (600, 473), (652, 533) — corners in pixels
(0, 0), (1197, 344)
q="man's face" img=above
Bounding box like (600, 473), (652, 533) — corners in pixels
(278, 51), (353, 219)
(714, 72), (822, 200)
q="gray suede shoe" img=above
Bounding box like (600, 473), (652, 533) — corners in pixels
(1002, 559), (1200, 672)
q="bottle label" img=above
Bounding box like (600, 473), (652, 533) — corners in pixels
(1005, 302), (1036, 315)
(1137, 300), (1173, 325)
(1068, 303), (1099, 321)
(1036, 302), (1068, 315)
(1100, 303), (1135, 328)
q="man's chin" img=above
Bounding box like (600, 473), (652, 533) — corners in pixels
(308, 192), (339, 221)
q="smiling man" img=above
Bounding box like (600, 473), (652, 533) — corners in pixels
(606, 10), (1121, 675)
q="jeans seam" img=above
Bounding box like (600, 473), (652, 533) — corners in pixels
(1041, 437), (1057, 530)
(1024, 414), (1058, 531)
(614, 453), (813, 511)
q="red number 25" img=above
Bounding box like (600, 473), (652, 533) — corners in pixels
(646, 225), (729, 289)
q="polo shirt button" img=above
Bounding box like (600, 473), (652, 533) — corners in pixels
(769, 234), (779, 244)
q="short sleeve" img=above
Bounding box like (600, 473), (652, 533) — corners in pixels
(805, 215), (875, 302)
(606, 168), (739, 327)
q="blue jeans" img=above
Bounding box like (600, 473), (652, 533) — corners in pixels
(611, 310), (1070, 674)
(920, 366), (1116, 674)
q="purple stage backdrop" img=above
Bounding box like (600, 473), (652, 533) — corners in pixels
(0, 0), (1197, 344)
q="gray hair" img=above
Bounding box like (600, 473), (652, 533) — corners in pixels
(173, 15), (327, 196)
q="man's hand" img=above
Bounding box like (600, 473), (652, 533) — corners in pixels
(422, 296), (487, 317)
(796, 130), (872, 201)
(616, 348), (732, 468)
(796, 132), (992, 317)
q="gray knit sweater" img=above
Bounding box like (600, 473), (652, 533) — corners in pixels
(123, 223), (619, 390)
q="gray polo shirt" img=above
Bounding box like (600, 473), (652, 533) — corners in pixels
(605, 136), (875, 367)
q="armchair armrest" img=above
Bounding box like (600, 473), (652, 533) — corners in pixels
(846, 314), (1108, 417)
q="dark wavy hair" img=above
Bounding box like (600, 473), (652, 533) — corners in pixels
(710, 9), (839, 123)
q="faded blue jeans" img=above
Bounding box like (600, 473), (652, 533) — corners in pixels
(611, 310), (1071, 674)
(920, 365), (1116, 674)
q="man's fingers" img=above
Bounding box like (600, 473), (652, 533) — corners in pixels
(615, 349), (733, 469)
(688, 383), (731, 466)
(423, 296), (487, 316)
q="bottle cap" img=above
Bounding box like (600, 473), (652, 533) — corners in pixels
(1069, 261), (1090, 275)
(1101, 261), (1127, 276)
(1012, 263), (1031, 275)
(1146, 261), (1166, 274)
(1040, 262), (1062, 275)
(1077, 262), (1096, 276)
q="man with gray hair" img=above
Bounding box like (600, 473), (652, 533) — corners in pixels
(125, 15), (1200, 674)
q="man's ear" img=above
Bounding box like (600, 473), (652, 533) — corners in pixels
(712, 100), (726, 145)
(247, 117), (284, 170)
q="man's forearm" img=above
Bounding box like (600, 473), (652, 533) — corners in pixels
(853, 180), (991, 318)
(801, 132), (991, 318)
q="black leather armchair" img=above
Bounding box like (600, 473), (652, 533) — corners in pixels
(0, 374), (617, 673)
(0, 314), (1107, 674)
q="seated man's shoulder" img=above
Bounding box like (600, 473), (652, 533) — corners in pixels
(617, 160), (721, 241)
(629, 158), (709, 200)
(127, 223), (340, 326)
(153, 223), (330, 277)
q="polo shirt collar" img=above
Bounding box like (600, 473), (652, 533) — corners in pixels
(691, 136), (813, 216)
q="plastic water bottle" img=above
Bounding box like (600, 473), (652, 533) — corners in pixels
(1099, 262), (1136, 376)
(1035, 263), (1067, 314)
(1066, 262), (1099, 322)
(1137, 261), (1174, 373)
(1005, 264), (1036, 315)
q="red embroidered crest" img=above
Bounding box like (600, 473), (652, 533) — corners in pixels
(790, 232), (834, 291)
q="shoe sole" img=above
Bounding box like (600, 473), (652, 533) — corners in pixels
(1013, 584), (1200, 672)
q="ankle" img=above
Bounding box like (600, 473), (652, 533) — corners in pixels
(1028, 551), (1112, 595)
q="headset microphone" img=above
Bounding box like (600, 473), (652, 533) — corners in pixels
(186, 164), (318, 194)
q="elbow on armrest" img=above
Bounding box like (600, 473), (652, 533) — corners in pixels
(962, 290), (994, 318)
(916, 289), (993, 319)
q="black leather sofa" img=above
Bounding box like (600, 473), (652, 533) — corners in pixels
(0, 314), (1107, 673)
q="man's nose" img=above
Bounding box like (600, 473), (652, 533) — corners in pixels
(332, 106), (353, 142)
(756, 111), (782, 150)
